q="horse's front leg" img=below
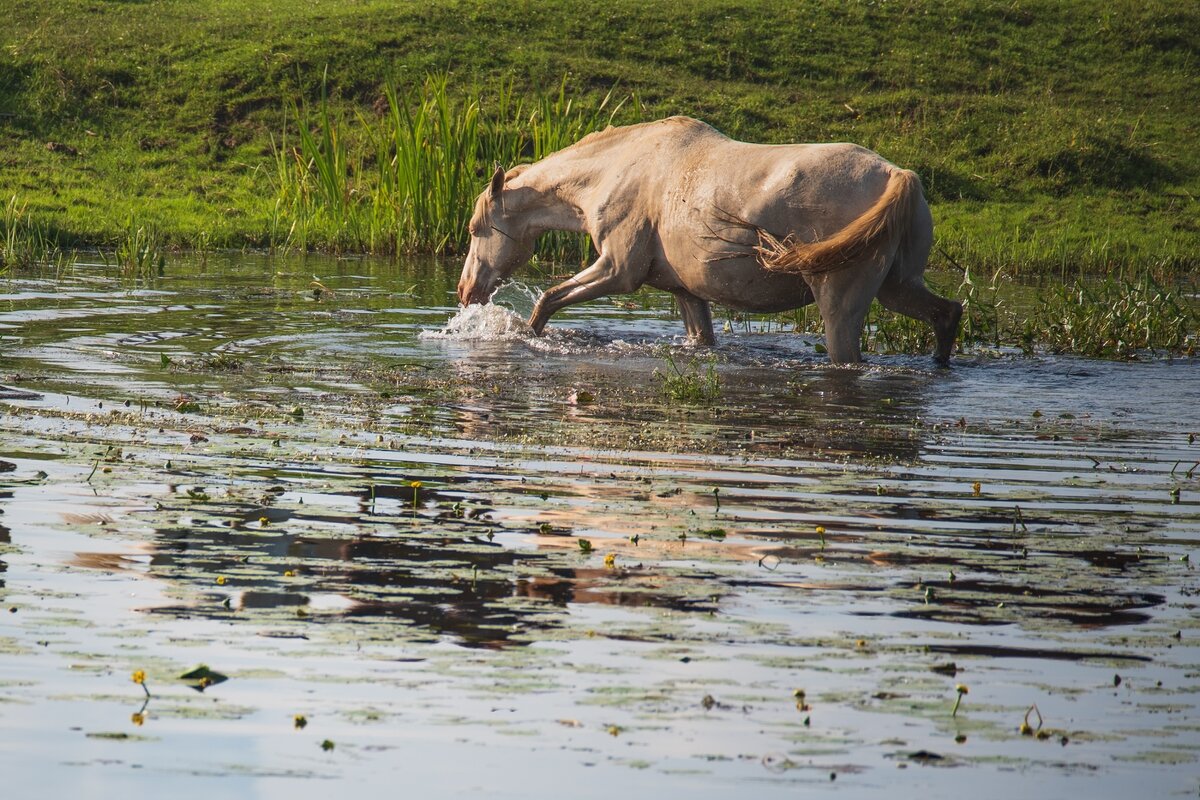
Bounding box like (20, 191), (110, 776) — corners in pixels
(528, 252), (645, 335)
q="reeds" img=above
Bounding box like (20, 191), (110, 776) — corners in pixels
(1, 194), (66, 273)
(269, 74), (635, 260)
(111, 215), (165, 282)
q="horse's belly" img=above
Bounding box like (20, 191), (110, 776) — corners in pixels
(648, 256), (814, 313)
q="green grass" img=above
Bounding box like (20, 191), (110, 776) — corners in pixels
(0, 0), (1197, 277)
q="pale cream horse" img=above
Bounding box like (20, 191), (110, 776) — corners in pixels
(457, 116), (962, 364)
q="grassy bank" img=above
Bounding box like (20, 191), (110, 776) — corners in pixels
(1, 0), (1197, 277)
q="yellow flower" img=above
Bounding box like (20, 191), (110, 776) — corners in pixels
(215, 575), (227, 586)
(131, 670), (146, 685)
(410, 481), (422, 489)
(283, 570), (296, 578)
(815, 525), (826, 535)
(604, 553), (616, 568)
(131, 712), (145, 726)
(971, 481), (982, 496)
(952, 683), (970, 717)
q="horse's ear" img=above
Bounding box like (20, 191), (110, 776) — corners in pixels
(489, 165), (505, 198)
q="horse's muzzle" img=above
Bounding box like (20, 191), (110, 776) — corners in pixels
(457, 277), (491, 307)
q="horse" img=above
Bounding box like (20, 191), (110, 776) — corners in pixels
(456, 116), (962, 364)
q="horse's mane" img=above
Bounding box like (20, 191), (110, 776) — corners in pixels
(504, 117), (717, 191)
(559, 117), (714, 157)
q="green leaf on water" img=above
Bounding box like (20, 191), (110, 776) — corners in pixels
(695, 528), (727, 540)
(179, 664), (228, 690)
(160, 353), (171, 368)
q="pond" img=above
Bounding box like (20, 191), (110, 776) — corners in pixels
(0, 253), (1197, 798)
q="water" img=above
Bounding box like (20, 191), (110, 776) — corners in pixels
(0, 253), (1198, 798)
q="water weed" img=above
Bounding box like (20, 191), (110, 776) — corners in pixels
(655, 349), (721, 402)
(1026, 275), (1196, 358)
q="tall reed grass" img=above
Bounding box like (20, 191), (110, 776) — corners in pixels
(112, 215), (166, 282)
(2, 194), (67, 273)
(270, 74), (635, 260)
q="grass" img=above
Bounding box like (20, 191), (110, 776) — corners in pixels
(0, 0), (1195, 277)
(111, 215), (166, 282)
(1026, 275), (1196, 358)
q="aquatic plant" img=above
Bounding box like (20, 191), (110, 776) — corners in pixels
(859, 269), (1196, 359)
(1026, 274), (1196, 358)
(951, 683), (969, 717)
(130, 669), (150, 697)
(654, 350), (721, 402)
(114, 215), (166, 281)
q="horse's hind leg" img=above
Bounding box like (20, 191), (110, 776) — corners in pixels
(673, 290), (715, 345)
(810, 255), (891, 365)
(876, 276), (963, 364)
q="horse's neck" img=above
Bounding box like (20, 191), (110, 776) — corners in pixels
(512, 150), (612, 235)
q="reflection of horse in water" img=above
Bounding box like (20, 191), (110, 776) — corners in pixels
(122, 496), (724, 648)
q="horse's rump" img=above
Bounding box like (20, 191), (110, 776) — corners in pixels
(752, 168), (921, 276)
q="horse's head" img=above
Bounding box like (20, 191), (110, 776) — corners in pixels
(457, 166), (535, 306)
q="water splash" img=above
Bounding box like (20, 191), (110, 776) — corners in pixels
(489, 281), (541, 318)
(421, 302), (533, 341)
(421, 281), (544, 342)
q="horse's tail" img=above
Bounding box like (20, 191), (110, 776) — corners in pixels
(757, 168), (921, 275)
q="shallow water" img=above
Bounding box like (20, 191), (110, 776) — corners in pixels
(0, 254), (1198, 798)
